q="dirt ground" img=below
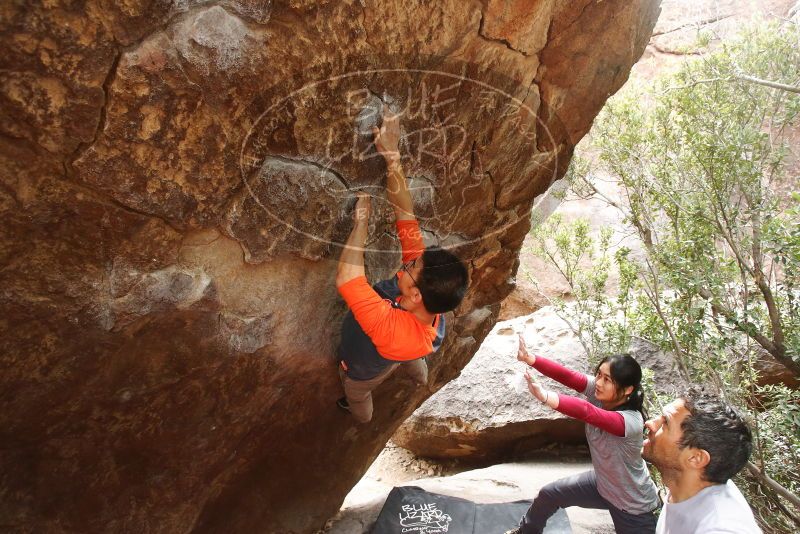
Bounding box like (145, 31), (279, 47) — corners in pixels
(364, 439), (593, 488)
(361, 440), (464, 485)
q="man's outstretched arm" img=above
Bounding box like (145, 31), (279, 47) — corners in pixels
(373, 109), (415, 221)
(335, 192), (435, 358)
(336, 193), (371, 287)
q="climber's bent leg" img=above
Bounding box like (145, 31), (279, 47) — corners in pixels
(402, 357), (428, 386)
(339, 363), (398, 423)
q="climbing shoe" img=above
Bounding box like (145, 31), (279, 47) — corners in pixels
(336, 397), (351, 413)
(503, 529), (521, 534)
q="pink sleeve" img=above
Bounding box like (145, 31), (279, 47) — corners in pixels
(532, 355), (588, 393)
(556, 394), (626, 437)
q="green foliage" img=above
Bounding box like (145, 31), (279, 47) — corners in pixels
(753, 384), (800, 494)
(764, 192), (800, 359)
(530, 214), (630, 366)
(585, 18), (800, 380)
(531, 19), (800, 532)
(739, 383), (800, 532)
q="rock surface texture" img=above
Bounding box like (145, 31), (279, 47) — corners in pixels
(0, 1), (660, 532)
(393, 309), (589, 460)
(393, 308), (688, 459)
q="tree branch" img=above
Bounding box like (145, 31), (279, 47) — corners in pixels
(746, 462), (800, 513)
(736, 74), (800, 94)
(697, 287), (799, 376)
(649, 14), (733, 37)
(662, 74), (800, 94)
(640, 260), (692, 380)
(750, 210), (785, 349)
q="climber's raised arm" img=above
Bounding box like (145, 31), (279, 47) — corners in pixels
(372, 108), (415, 221)
(336, 193), (371, 288)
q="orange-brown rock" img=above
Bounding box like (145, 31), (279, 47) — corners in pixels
(0, 1), (660, 532)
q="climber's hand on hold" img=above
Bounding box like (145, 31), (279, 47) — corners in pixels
(372, 108), (401, 165)
(373, 106), (414, 221)
(354, 192), (371, 225)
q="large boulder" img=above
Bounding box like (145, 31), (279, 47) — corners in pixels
(393, 309), (589, 460)
(750, 348), (800, 388)
(0, 1), (661, 532)
(393, 307), (687, 459)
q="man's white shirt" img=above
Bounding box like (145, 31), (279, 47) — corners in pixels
(656, 480), (761, 534)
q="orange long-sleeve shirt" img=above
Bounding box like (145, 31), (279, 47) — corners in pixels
(337, 219), (444, 378)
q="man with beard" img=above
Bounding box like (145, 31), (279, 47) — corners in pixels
(642, 389), (761, 533)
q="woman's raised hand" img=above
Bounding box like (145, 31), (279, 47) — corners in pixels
(517, 334), (536, 367)
(525, 370), (549, 404)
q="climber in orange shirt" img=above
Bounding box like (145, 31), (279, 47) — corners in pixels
(335, 107), (469, 423)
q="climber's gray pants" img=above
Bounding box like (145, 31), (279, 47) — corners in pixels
(338, 358), (428, 423)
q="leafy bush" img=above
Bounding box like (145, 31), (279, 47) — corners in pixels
(531, 19), (800, 532)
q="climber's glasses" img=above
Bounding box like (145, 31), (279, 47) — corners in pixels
(400, 258), (419, 287)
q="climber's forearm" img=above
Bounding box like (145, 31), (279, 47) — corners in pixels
(385, 158), (415, 221)
(336, 219), (369, 286)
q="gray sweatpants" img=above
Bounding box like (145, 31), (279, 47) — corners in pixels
(339, 358), (428, 423)
(520, 470), (658, 534)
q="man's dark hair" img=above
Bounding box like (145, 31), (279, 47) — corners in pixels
(680, 388), (753, 484)
(416, 246), (469, 314)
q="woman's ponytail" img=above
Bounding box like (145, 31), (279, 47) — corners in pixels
(622, 381), (647, 420)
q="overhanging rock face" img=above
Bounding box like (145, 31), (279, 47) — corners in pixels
(0, 1), (661, 532)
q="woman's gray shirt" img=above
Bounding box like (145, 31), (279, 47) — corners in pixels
(583, 375), (660, 514)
